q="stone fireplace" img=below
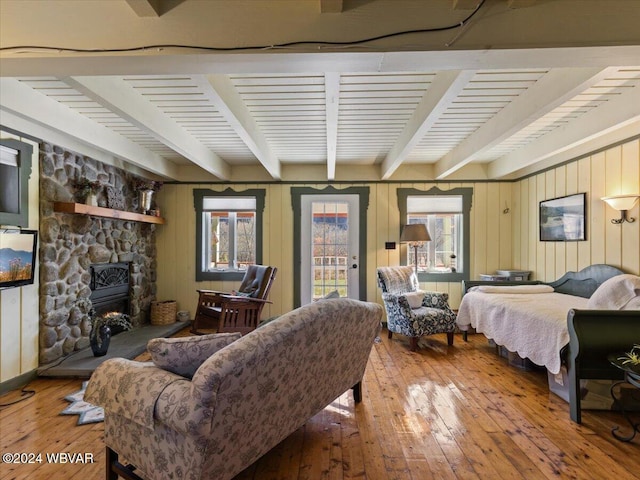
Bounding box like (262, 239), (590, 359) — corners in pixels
(38, 143), (160, 365)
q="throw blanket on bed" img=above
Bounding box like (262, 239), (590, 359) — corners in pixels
(456, 291), (589, 374)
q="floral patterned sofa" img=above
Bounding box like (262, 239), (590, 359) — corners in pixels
(85, 297), (383, 480)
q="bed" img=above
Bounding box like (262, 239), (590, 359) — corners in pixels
(456, 264), (640, 423)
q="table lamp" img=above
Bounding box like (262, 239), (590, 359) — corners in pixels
(400, 224), (431, 273)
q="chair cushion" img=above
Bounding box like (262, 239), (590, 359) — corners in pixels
(321, 289), (340, 299)
(148, 332), (241, 378)
(235, 290), (255, 297)
(377, 266), (418, 294)
(237, 265), (270, 298)
(404, 290), (425, 309)
(422, 291), (451, 310)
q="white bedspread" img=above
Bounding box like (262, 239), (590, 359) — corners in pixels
(456, 291), (588, 374)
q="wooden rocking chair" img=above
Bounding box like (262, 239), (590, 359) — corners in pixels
(192, 265), (277, 335)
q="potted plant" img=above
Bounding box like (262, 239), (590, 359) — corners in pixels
(88, 308), (133, 357)
(72, 178), (102, 205)
(133, 177), (163, 192)
(133, 177), (163, 214)
(618, 344), (640, 376)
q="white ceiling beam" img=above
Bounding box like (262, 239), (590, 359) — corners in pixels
(0, 108), (157, 178)
(125, 0), (162, 17)
(3, 47), (640, 78)
(324, 72), (340, 180)
(433, 67), (614, 179)
(319, 0), (343, 13)
(199, 75), (281, 180)
(487, 85), (640, 179)
(381, 70), (475, 180)
(503, 119), (640, 180)
(0, 78), (178, 178)
(64, 75), (231, 180)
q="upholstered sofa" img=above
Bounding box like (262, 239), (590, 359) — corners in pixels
(85, 297), (383, 480)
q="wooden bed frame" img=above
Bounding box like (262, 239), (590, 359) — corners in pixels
(462, 264), (640, 423)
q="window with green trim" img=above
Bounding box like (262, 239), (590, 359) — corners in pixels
(397, 187), (472, 283)
(194, 188), (265, 281)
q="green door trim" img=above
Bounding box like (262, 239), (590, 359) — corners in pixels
(291, 186), (370, 308)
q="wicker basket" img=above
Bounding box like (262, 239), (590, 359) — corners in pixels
(150, 300), (177, 325)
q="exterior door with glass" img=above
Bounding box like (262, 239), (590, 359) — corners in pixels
(300, 194), (360, 306)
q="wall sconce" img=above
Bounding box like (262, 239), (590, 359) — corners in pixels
(400, 224), (431, 273)
(601, 194), (640, 224)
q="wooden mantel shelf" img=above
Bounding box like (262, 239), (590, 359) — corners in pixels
(54, 202), (165, 225)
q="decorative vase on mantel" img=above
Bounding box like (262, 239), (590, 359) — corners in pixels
(139, 189), (154, 214)
(90, 324), (111, 357)
(85, 193), (98, 207)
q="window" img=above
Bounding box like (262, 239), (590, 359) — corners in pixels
(194, 188), (265, 281)
(397, 187), (472, 282)
(0, 139), (33, 228)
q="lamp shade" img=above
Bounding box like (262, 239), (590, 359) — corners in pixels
(400, 223), (431, 243)
(601, 194), (640, 211)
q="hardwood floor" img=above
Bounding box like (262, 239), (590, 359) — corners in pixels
(1, 329), (638, 480)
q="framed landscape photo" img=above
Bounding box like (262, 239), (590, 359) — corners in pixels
(539, 193), (586, 241)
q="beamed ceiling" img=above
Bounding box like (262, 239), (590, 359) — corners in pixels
(1, 0), (640, 183)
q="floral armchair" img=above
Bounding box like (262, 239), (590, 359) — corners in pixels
(377, 266), (457, 351)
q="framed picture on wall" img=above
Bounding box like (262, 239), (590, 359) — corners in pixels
(539, 193), (586, 241)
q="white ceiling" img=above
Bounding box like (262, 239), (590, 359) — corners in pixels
(1, 0), (640, 182)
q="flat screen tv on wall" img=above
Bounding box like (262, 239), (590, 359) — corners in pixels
(0, 229), (38, 290)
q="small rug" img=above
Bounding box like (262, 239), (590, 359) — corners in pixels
(60, 380), (104, 425)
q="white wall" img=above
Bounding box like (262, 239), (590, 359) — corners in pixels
(0, 131), (39, 384)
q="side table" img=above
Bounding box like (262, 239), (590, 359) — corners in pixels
(608, 354), (640, 442)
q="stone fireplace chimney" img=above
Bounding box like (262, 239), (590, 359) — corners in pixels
(38, 143), (160, 365)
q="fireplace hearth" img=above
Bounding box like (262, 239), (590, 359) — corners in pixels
(90, 262), (130, 317)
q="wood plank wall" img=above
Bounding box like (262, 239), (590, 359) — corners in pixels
(155, 179), (513, 318)
(512, 138), (640, 282)
(0, 131), (39, 384)
(156, 138), (640, 321)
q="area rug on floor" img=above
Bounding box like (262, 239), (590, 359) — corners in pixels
(60, 380), (104, 425)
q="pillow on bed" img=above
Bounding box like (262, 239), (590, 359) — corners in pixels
(587, 274), (640, 310)
(473, 285), (554, 294)
(403, 291), (425, 309)
(625, 296), (640, 310)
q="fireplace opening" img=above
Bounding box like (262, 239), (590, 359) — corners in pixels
(90, 262), (131, 333)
